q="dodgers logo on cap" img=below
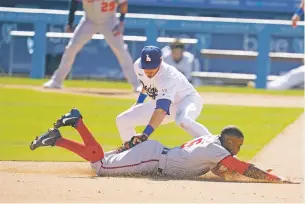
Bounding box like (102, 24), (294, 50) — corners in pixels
(146, 54), (151, 62)
(140, 46), (162, 69)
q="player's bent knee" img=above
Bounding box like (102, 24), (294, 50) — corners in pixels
(116, 113), (129, 126)
(87, 145), (104, 162)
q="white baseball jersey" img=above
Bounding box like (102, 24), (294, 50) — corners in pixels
(91, 135), (230, 178)
(134, 58), (197, 104)
(82, 0), (126, 24)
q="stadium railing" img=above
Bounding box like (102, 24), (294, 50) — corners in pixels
(0, 7), (303, 89)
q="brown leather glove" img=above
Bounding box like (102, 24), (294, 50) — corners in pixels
(117, 134), (148, 153)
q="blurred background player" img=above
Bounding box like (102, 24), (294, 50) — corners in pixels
(162, 39), (202, 87)
(248, 0), (304, 90)
(43, 0), (141, 92)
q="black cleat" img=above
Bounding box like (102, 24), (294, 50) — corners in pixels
(30, 128), (62, 150)
(53, 108), (82, 129)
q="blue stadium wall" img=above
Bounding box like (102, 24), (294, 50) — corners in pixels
(0, 0), (303, 79)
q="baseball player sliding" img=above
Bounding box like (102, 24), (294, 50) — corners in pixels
(116, 45), (211, 144)
(43, 0), (141, 92)
(30, 108), (294, 183)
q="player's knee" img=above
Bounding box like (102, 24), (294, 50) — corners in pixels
(116, 113), (128, 127)
(64, 44), (81, 56)
(87, 145), (104, 162)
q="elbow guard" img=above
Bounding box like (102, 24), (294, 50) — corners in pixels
(156, 99), (171, 115)
(219, 156), (252, 175)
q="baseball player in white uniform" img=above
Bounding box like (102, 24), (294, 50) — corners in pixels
(248, 1), (304, 90)
(162, 40), (201, 86)
(29, 108), (293, 183)
(43, 0), (141, 92)
(115, 45), (211, 144)
(267, 1), (304, 90)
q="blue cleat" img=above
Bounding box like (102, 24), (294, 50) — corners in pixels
(53, 108), (82, 129)
(30, 128), (62, 150)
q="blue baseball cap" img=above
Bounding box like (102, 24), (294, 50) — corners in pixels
(140, 46), (162, 69)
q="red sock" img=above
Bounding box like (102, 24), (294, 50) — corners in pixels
(55, 138), (104, 163)
(75, 119), (99, 146)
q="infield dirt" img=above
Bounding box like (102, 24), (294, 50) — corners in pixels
(0, 85), (303, 203)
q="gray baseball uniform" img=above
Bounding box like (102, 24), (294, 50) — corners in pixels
(48, 0), (139, 89)
(91, 135), (230, 178)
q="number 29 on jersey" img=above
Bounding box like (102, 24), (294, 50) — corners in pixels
(101, 1), (116, 12)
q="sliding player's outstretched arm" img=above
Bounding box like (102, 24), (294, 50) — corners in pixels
(212, 156), (293, 183)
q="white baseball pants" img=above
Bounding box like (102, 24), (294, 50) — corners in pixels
(116, 93), (211, 141)
(267, 65), (304, 90)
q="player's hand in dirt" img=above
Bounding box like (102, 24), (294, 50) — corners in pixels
(278, 177), (300, 184)
(112, 22), (124, 36)
(65, 24), (74, 33)
(264, 169), (299, 184)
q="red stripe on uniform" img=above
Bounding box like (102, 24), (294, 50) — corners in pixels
(100, 159), (159, 169)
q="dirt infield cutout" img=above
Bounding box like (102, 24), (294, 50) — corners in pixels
(0, 85), (303, 202)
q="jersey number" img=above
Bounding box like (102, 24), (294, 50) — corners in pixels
(181, 138), (203, 149)
(101, 1), (116, 12)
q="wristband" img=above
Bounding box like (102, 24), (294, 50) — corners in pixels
(137, 92), (147, 104)
(119, 13), (125, 22)
(143, 125), (154, 137)
(295, 8), (304, 16)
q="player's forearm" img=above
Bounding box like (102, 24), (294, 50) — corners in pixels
(148, 109), (167, 129)
(219, 156), (282, 183)
(300, 0), (304, 9)
(68, 0), (78, 26)
(118, 2), (128, 22)
(294, 0), (304, 17)
(243, 166), (281, 183)
(142, 99), (171, 137)
(119, 2), (128, 14)
(142, 109), (167, 137)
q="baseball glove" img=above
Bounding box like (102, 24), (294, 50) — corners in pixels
(117, 133), (148, 153)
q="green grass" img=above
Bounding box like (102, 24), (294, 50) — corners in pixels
(0, 76), (303, 96)
(0, 87), (302, 162)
